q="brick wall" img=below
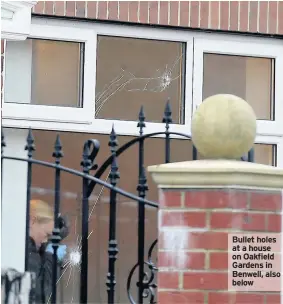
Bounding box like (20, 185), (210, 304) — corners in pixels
(158, 189), (282, 304)
(33, 1), (283, 35)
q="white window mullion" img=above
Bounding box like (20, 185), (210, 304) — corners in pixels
(274, 53), (283, 136)
(183, 37), (194, 129)
(191, 37), (204, 112)
(256, 121), (282, 137)
(276, 138), (283, 168)
(1, 118), (193, 139)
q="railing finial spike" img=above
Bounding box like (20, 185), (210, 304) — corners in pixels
(137, 106), (146, 135)
(52, 134), (64, 163)
(162, 98), (173, 127)
(25, 128), (35, 158)
(109, 125), (118, 154)
(1, 128), (6, 155)
(81, 142), (92, 172)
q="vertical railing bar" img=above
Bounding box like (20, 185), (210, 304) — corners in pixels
(180, 43), (187, 125)
(24, 129), (35, 271)
(165, 133), (170, 163)
(80, 142), (91, 303)
(108, 175), (117, 303)
(1, 129), (6, 205)
(137, 106), (148, 303)
(137, 156), (145, 304)
(51, 168), (60, 303)
(193, 145), (198, 160)
(106, 126), (119, 304)
(25, 161), (32, 270)
(163, 100), (172, 164)
(248, 148), (254, 162)
(51, 135), (63, 304)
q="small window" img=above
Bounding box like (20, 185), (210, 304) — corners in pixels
(203, 54), (274, 121)
(2, 19), (96, 124)
(5, 39), (83, 108)
(95, 36), (186, 124)
(193, 37), (283, 137)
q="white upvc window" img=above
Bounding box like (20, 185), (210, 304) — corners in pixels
(192, 35), (283, 137)
(191, 34), (283, 169)
(3, 20), (97, 124)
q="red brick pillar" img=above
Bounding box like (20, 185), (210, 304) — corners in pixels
(154, 187), (282, 304)
(148, 94), (283, 304)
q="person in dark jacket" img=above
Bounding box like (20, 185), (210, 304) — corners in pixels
(28, 199), (69, 303)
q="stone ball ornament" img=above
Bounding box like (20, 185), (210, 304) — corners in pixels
(191, 94), (257, 159)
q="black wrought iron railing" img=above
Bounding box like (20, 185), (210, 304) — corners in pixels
(1, 100), (254, 304)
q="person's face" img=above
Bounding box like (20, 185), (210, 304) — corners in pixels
(30, 217), (54, 248)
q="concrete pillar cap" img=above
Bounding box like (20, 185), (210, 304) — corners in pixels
(148, 160), (283, 189)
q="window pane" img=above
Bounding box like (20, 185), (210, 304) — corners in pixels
(254, 144), (275, 166)
(203, 54), (274, 120)
(95, 36), (185, 123)
(5, 39), (82, 107)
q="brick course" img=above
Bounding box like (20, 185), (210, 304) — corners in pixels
(32, 1), (283, 35)
(158, 188), (282, 304)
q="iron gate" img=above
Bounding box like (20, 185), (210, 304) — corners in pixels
(1, 101), (254, 304)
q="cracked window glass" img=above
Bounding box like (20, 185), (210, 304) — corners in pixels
(95, 36), (185, 124)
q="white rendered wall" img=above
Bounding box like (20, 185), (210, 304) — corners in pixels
(2, 127), (28, 271)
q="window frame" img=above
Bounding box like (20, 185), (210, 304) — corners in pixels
(91, 23), (194, 135)
(254, 135), (283, 167)
(2, 19), (97, 124)
(192, 36), (283, 137)
(277, 139), (283, 168)
(2, 17), (283, 147)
